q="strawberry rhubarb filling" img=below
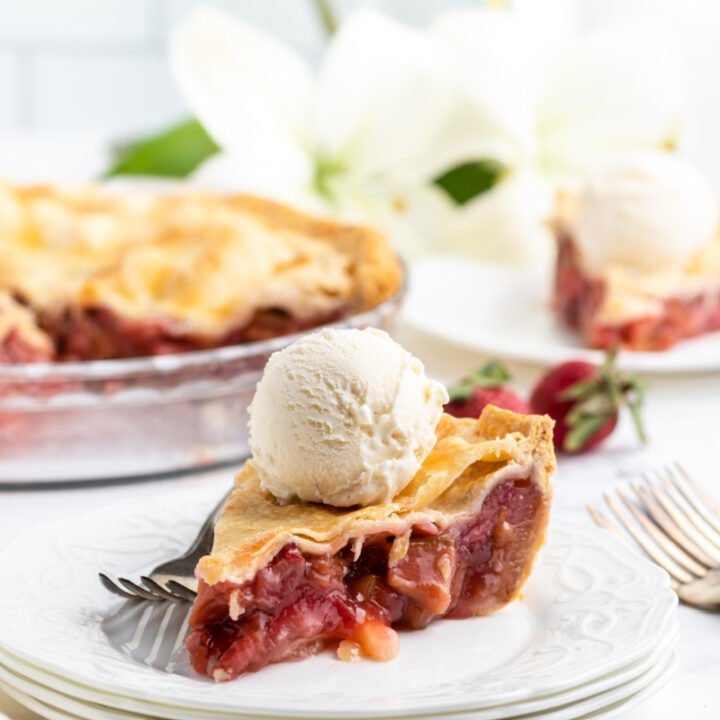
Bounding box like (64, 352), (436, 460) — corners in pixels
(0, 329), (52, 363)
(35, 304), (349, 361)
(554, 232), (720, 351)
(186, 476), (548, 682)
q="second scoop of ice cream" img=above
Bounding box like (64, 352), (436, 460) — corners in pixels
(248, 328), (448, 507)
(574, 153), (718, 273)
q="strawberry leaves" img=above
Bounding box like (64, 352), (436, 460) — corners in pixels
(558, 350), (646, 452)
(447, 359), (512, 402)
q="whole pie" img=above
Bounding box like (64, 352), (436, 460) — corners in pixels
(186, 405), (555, 681)
(0, 183), (402, 363)
(553, 192), (720, 352)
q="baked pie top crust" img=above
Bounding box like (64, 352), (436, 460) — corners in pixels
(0, 182), (402, 340)
(199, 405), (555, 586)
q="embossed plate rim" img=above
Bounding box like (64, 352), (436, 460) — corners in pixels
(0, 489), (678, 717)
(0, 652), (680, 720)
(0, 622), (679, 720)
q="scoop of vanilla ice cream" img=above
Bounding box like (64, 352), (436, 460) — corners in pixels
(574, 154), (718, 273)
(248, 328), (448, 507)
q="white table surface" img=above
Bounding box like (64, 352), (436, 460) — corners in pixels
(1, 320), (718, 720)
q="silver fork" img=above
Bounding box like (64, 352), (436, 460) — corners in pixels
(99, 489), (231, 603)
(588, 462), (720, 610)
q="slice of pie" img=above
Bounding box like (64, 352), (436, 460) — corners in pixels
(0, 183), (402, 362)
(552, 191), (720, 352)
(186, 405), (555, 682)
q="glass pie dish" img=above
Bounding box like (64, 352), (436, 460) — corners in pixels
(0, 288), (404, 484)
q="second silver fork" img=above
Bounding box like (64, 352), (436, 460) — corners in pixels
(588, 462), (720, 609)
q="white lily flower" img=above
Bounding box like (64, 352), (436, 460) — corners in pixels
(171, 3), (689, 266)
(428, 6), (689, 265)
(536, 27), (688, 178)
(313, 8), (456, 187)
(430, 170), (553, 266)
(174, 9), (496, 197)
(171, 7), (315, 200)
(170, 6), (529, 220)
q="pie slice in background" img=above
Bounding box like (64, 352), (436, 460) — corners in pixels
(552, 156), (720, 352)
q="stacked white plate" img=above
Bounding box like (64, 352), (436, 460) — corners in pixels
(0, 489), (678, 720)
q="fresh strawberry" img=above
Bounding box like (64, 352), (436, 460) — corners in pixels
(445, 360), (531, 418)
(445, 386), (531, 417)
(529, 350), (646, 453)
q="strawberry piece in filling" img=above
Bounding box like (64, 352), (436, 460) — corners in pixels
(186, 477), (547, 682)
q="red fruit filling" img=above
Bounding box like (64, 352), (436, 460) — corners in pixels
(0, 329), (52, 363)
(37, 304), (348, 362)
(445, 389), (530, 419)
(554, 232), (720, 351)
(186, 477), (548, 682)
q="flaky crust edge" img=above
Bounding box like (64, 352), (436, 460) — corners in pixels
(226, 194), (404, 312)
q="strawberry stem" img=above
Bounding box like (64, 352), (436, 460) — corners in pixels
(447, 359), (512, 402)
(559, 349), (647, 451)
(564, 415), (610, 453)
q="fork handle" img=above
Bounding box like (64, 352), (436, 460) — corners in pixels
(678, 569), (720, 608)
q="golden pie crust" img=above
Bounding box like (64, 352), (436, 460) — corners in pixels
(0, 182), (402, 355)
(199, 405), (555, 587)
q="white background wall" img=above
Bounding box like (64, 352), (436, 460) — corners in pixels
(0, 0), (472, 137)
(1, 0), (720, 184)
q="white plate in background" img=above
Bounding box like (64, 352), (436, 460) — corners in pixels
(402, 255), (720, 374)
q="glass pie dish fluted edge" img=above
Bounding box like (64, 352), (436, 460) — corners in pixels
(0, 283), (406, 484)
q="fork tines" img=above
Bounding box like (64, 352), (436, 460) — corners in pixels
(99, 573), (197, 603)
(587, 462), (720, 591)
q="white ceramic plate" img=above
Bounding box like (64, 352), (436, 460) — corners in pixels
(0, 488), (677, 719)
(0, 622), (679, 720)
(402, 255), (720, 374)
(0, 653), (679, 720)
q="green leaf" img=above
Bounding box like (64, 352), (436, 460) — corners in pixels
(563, 414), (610, 453)
(565, 396), (615, 427)
(433, 160), (506, 206)
(559, 349), (648, 450)
(479, 359), (512, 382)
(627, 395), (648, 445)
(447, 359), (512, 401)
(104, 118), (220, 179)
(558, 378), (599, 401)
